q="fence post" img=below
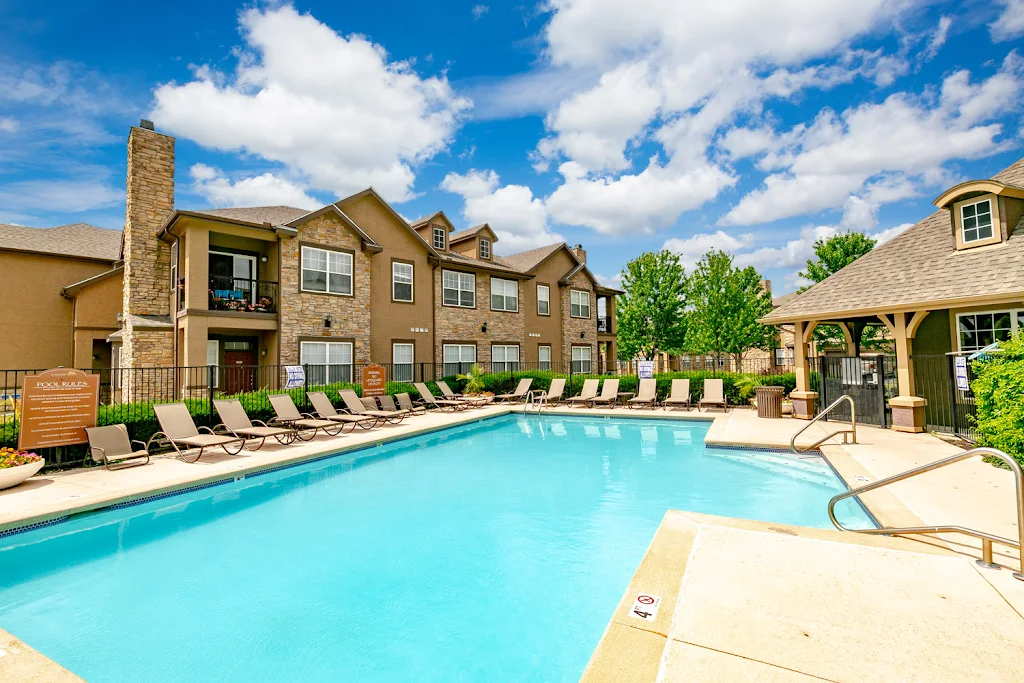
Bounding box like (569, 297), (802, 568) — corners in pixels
(303, 364), (309, 410)
(207, 364), (216, 423)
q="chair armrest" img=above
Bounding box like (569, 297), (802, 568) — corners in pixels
(300, 412), (317, 419)
(251, 419), (270, 428)
(90, 445), (105, 457)
(130, 440), (148, 451)
(198, 425), (217, 435)
(146, 432), (170, 450)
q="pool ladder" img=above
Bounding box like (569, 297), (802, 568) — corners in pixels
(523, 390), (546, 413)
(828, 447), (1024, 581)
(790, 395), (856, 453)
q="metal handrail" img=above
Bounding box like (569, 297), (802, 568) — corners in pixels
(523, 389), (546, 413)
(828, 447), (1024, 580)
(790, 394), (856, 453)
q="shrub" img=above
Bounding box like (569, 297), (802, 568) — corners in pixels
(971, 334), (1024, 468)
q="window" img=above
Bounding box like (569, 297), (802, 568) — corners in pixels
(301, 246), (352, 295)
(442, 270), (475, 307)
(570, 289), (590, 318)
(960, 199), (994, 244)
(537, 284), (550, 315)
(207, 340), (219, 388)
(392, 262), (413, 302)
(433, 226), (446, 249)
(443, 344), (476, 376)
(491, 278), (518, 312)
(491, 344), (520, 372)
(957, 310), (1021, 352)
(538, 345), (551, 371)
(300, 341), (353, 384)
(572, 346), (592, 373)
(170, 242), (182, 312)
(479, 238), (490, 260)
(393, 343), (414, 382)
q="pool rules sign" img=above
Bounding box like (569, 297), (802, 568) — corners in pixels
(19, 368), (100, 450)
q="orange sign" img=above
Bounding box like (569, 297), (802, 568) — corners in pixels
(361, 363), (387, 397)
(19, 368), (100, 450)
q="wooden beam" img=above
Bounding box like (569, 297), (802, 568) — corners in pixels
(801, 320), (819, 345)
(836, 322), (855, 353)
(876, 314), (896, 336)
(907, 310), (930, 339)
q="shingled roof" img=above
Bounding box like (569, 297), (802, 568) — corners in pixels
(186, 206), (312, 226)
(764, 197), (1024, 323)
(0, 222), (121, 261)
(499, 243), (570, 273)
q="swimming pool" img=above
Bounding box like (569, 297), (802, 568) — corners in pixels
(0, 414), (872, 682)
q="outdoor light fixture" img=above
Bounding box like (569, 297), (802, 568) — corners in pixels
(481, 323), (488, 333)
(324, 315), (332, 329)
(260, 256), (268, 263)
(580, 331), (585, 339)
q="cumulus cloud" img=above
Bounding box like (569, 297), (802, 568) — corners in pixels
(924, 16), (952, 61)
(471, 5), (489, 20)
(150, 4), (470, 203)
(721, 54), (1024, 226)
(440, 169), (562, 252)
(991, 0), (1024, 42)
(662, 230), (755, 271)
(189, 164), (319, 209)
(0, 117), (17, 133)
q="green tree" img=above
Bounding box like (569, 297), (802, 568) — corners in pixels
(616, 250), (688, 359)
(798, 232), (886, 351)
(684, 250), (775, 361)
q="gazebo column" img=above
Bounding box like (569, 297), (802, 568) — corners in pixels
(791, 320), (818, 420)
(885, 311), (929, 433)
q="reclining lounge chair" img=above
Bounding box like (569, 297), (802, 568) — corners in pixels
(662, 379), (692, 411)
(628, 378), (658, 409)
(214, 399), (297, 449)
(85, 424), (151, 470)
(151, 403), (246, 463)
(308, 392), (380, 431)
(564, 379), (599, 408)
(268, 394), (344, 440)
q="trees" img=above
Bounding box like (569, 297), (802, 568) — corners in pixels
(684, 250), (775, 360)
(799, 232), (885, 350)
(616, 250), (688, 359)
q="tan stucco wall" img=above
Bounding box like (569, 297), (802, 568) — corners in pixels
(524, 249), (576, 364)
(339, 194), (435, 363)
(73, 271), (122, 330)
(0, 251), (114, 369)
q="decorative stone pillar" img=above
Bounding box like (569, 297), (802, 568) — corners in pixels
(889, 396), (927, 433)
(888, 311), (927, 433)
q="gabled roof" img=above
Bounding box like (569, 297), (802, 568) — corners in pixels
(559, 261), (600, 287)
(0, 222), (121, 261)
(409, 210), (456, 232)
(285, 204), (382, 251)
(449, 224), (496, 245)
(501, 242), (573, 273)
(435, 250), (530, 277)
(333, 187), (440, 258)
(186, 206), (310, 225)
(764, 208), (1024, 323)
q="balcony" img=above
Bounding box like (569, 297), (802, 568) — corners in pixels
(597, 316), (612, 334)
(208, 276), (278, 314)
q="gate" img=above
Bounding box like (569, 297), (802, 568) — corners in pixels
(819, 356), (897, 428)
(913, 354), (979, 441)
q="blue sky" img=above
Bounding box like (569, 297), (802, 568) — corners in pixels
(1, 1), (1023, 293)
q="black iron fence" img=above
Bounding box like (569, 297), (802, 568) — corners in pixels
(818, 356), (897, 427)
(913, 354), (978, 440)
(208, 277), (278, 313)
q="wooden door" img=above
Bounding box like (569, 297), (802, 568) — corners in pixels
(224, 350), (257, 395)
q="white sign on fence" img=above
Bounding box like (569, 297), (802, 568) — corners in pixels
(637, 360), (655, 379)
(954, 356), (969, 391)
(284, 365), (306, 389)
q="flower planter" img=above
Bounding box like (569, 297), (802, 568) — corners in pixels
(0, 458), (45, 491)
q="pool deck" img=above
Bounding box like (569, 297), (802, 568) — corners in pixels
(2, 405), (1022, 682)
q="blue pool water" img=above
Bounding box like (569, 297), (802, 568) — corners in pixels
(0, 415), (871, 682)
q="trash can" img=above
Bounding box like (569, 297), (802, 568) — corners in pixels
(755, 386), (785, 419)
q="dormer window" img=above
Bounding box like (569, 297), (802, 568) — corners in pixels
(433, 226), (446, 250)
(479, 238), (490, 260)
(961, 199), (993, 244)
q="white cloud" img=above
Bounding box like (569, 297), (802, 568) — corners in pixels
(471, 5), (489, 20)
(991, 0), (1024, 42)
(662, 230), (755, 270)
(594, 272), (622, 287)
(0, 117), (17, 133)
(722, 54), (1024, 226)
(546, 159), (736, 235)
(440, 169), (562, 252)
(189, 164), (319, 209)
(0, 177), (122, 214)
(924, 16), (952, 61)
(150, 5), (470, 202)
(872, 221), (914, 244)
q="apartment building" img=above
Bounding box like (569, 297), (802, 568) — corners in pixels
(55, 121), (619, 389)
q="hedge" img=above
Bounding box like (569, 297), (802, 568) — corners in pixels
(971, 334), (1024, 468)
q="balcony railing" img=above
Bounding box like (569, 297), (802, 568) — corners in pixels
(208, 277), (278, 313)
(597, 316), (612, 333)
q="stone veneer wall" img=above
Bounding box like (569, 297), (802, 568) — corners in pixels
(121, 126), (175, 370)
(278, 212), (372, 365)
(560, 271), (596, 368)
(433, 269), (526, 365)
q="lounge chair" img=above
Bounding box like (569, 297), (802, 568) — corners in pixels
(698, 378), (728, 412)
(588, 379), (620, 407)
(396, 393), (427, 415)
(85, 424), (151, 470)
(414, 383), (468, 412)
(564, 379), (599, 407)
(307, 392), (379, 431)
(213, 399), (297, 449)
(662, 379), (692, 411)
(494, 378), (533, 404)
(628, 378), (658, 409)
(380, 394), (418, 417)
(267, 393), (344, 439)
(436, 380), (491, 406)
(536, 378), (565, 405)
(151, 403), (245, 463)
(339, 389), (407, 424)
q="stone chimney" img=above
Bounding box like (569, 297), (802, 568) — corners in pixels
(120, 120), (176, 369)
(572, 244), (586, 264)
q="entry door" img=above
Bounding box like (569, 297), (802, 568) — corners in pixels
(224, 350), (257, 394)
